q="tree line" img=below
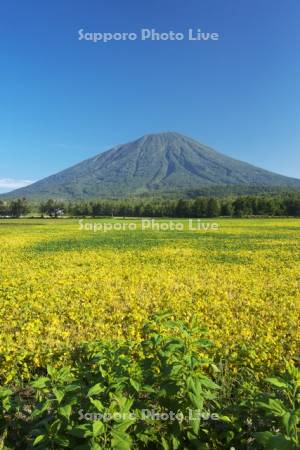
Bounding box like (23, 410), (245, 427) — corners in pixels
(1, 194), (300, 218)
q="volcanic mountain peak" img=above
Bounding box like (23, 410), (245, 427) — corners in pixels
(3, 132), (300, 199)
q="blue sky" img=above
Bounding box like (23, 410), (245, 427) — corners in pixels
(1, 0), (299, 192)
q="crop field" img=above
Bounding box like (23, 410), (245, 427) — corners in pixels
(1, 218), (299, 384)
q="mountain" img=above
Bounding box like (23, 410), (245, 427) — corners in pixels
(3, 132), (300, 199)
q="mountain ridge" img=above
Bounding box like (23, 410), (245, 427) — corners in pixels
(2, 132), (300, 199)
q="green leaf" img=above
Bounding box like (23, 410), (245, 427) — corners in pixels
(257, 398), (286, 417)
(59, 403), (72, 420)
(53, 436), (70, 447)
(91, 443), (102, 450)
(225, 430), (235, 443)
(161, 437), (170, 450)
(189, 409), (201, 435)
(0, 388), (12, 399)
(198, 376), (220, 390)
(31, 377), (50, 389)
(33, 435), (46, 446)
(47, 365), (56, 378)
(93, 420), (105, 437)
(255, 431), (274, 446)
(111, 394), (134, 414)
(53, 388), (65, 404)
(267, 434), (294, 450)
(87, 383), (104, 398)
(90, 398), (104, 412)
(196, 338), (212, 348)
(112, 419), (135, 434)
(171, 435), (181, 450)
(68, 424), (93, 438)
(187, 376), (204, 396)
(57, 367), (74, 383)
(218, 414), (233, 423)
(188, 392), (203, 410)
(111, 430), (132, 450)
(129, 379), (140, 392)
(282, 411), (299, 435)
(210, 363), (221, 373)
(282, 412), (292, 435)
(65, 383), (81, 393)
(50, 418), (62, 434)
(266, 377), (290, 390)
(31, 399), (52, 417)
(255, 432), (294, 450)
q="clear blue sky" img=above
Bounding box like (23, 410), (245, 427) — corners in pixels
(1, 0), (299, 191)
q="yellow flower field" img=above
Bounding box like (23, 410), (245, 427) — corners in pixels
(0, 218), (299, 382)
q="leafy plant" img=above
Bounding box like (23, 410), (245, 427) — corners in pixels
(0, 315), (299, 449)
(255, 364), (300, 449)
(0, 314), (222, 449)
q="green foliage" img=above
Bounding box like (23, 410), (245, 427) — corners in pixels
(0, 315), (299, 449)
(254, 364), (300, 449)
(0, 198), (30, 218)
(0, 314), (222, 449)
(3, 191), (300, 220)
(64, 193), (300, 218)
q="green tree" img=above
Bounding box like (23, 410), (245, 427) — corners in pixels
(207, 198), (220, 217)
(10, 198), (30, 218)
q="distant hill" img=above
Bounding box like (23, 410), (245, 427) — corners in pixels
(3, 132), (300, 199)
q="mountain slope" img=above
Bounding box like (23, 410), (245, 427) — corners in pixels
(4, 132), (300, 199)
